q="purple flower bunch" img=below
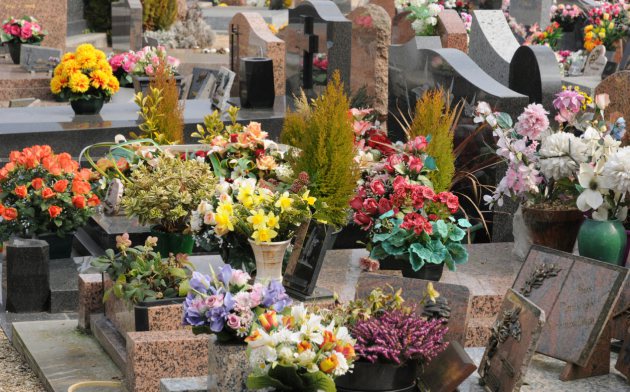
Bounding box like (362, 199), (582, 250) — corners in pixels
(183, 265), (292, 340)
(352, 310), (448, 365)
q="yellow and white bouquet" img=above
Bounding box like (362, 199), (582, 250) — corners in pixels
(245, 304), (356, 391)
(51, 43), (120, 102)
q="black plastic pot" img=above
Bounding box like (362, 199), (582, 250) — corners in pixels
(379, 256), (444, 281)
(7, 41), (21, 64)
(268, 0), (284, 10)
(70, 97), (105, 115)
(335, 360), (418, 392)
(36, 232), (75, 260)
(239, 57), (275, 108)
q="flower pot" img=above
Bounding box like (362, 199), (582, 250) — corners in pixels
(239, 57), (275, 109)
(335, 360), (418, 392)
(219, 234), (256, 272)
(7, 41), (21, 64)
(132, 75), (184, 98)
(521, 206), (584, 253)
(578, 219), (627, 265)
(150, 228), (195, 256)
(401, 262), (444, 281)
(248, 239), (291, 284)
(36, 233), (75, 260)
(70, 97), (105, 115)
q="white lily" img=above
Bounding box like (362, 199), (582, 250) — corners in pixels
(576, 163), (605, 211)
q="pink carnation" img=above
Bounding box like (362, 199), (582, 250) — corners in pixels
(515, 103), (549, 140)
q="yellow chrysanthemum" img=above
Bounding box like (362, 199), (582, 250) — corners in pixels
(76, 51), (97, 70)
(50, 76), (63, 94)
(69, 72), (90, 93)
(247, 209), (267, 229)
(53, 63), (64, 77)
(90, 69), (109, 90)
(76, 43), (95, 54)
(62, 59), (81, 77)
(251, 226), (278, 243)
(106, 76), (120, 93)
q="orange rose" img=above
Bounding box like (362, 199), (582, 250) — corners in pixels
(76, 168), (95, 181)
(42, 187), (56, 199)
(87, 194), (100, 207)
(31, 178), (44, 190)
(9, 150), (21, 164)
(53, 179), (69, 193)
(3, 207), (18, 221)
(57, 153), (78, 173)
(48, 205), (63, 218)
(72, 195), (86, 209)
(72, 179), (91, 195)
(14, 185), (28, 199)
(0, 204), (5, 216)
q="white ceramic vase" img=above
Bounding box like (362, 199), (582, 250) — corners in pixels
(248, 238), (291, 284)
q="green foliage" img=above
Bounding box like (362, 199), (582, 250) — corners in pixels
(121, 155), (217, 233)
(91, 236), (194, 304)
(191, 106), (243, 144)
(407, 89), (460, 192)
(246, 366), (336, 392)
(281, 72), (359, 228)
(142, 0), (178, 31)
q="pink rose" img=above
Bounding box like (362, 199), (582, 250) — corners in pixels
(9, 24), (20, 37)
(378, 198), (392, 215)
(250, 284), (264, 307)
(363, 198), (378, 215)
(353, 211), (373, 230)
(145, 64), (154, 76)
(370, 180), (386, 196)
(206, 294), (224, 308)
(151, 55), (160, 65)
(20, 22), (32, 39)
(384, 154), (403, 173)
(349, 196), (364, 211)
(408, 157), (424, 173)
(122, 59), (134, 73)
(226, 314), (241, 330)
(31, 23), (40, 33)
(167, 56), (180, 68)
(406, 136), (428, 152)
(2, 24), (11, 34)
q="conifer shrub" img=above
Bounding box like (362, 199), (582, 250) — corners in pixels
(281, 72), (359, 228)
(142, 0), (178, 31)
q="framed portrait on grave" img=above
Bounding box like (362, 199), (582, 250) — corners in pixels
(211, 67), (236, 111)
(188, 68), (220, 99)
(197, 73), (218, 100)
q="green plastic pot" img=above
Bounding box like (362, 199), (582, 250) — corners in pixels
(70, 96), (105, 115)
(150, 228), (194, 256)
(577, 219), (627, 265)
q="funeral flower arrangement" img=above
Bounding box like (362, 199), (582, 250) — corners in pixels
(183, 265), (292, 341)
(397, 0), (442, 36)
(91, 234), (194, 303)
(0, 145), (100, 242)
(108, 51), (137, 87)
(529, 22), (563, 51)
(1, 16), (47, 44)
(50, 44), (120, 102)
(129, 46), (180, 77)
(245, 304), (356, 392)
(550, 4), (585, 31)
(350, 136), (470, 272)
(583, 3), (630, 51)
(351, 108), (396, 170)
(476, 88), (629, 221)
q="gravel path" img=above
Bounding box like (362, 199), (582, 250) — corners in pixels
(0, 327), (45, 392)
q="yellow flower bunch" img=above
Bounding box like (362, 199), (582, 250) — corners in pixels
(50, 44), (119, 98)
(583, 18), (621, 52)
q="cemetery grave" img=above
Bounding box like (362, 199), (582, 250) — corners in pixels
(0, 1), (630, 392)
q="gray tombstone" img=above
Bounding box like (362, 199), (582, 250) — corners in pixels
(471, 0), (503, 9)
(469, 10), (520, 86)
(509, 0), (553, 28)
(4, 239), (50, 312)
(282, 0), (352, 101)
(19, 44), (61, 73)
(112, 0), (143, 51)
(509, 45), (562, 113)
(388, 45), (528, 140)
(67, 0), (87, 35)
(583, 45), (607, 77)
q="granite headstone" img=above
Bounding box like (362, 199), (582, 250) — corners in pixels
(187, 67), (220, 100)
(419, 341), (477, 392)
(509, 0), (553, 28)
(595, 71), (630, 130)
(19, 44), (61, 73)
(478, 289), (546, 392)
(4, 239), (50, 312)
(111, 0), (143, 51)
(437, 9), (469, 53)
(0, 0), (67, 50)
(615, 327), (630, 381)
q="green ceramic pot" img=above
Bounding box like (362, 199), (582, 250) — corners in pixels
(70, 96), (105, 115)
(150, 228), (195, 256)
(577, 219), (627, 265)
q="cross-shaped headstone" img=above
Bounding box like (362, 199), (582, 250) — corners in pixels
(295, 15), (319, 90)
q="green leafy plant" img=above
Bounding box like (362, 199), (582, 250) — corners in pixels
(142, 0), (178, 31)
(121, 155), (217, 233)
(281, 72), (359, 227)
(91, 234), (193, 303)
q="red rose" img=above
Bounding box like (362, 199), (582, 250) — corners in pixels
(408, 157), (424, 173)
(31, 178), (44, 190)
(367, 131), (396, 156)
(48, 205), (62, 218)
(42, 187), (56, 199)
(349, 196), (364, 211)
(230, 134), (238, 143)
(378, 198), (392, 215)
(384, 154), (403, 173)
(72, 195), (86, 209)
(353, 211), (373, 230)
(87, 195), (101, 207)
(194, 151), (207, 158)
(53, 179), (69, 193)
(3, 207), (18, 221)
(363, 198), (379, 215)
(0, 204), (4, 215)
(14, 185), (28, 199)
(370, 180), (386, 196)
(392, 176), (408, 190)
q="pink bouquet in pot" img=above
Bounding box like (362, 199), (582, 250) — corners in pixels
(108, 52), (137, 87)
(1, 16), (47, 44)
(131, 46), (180, 77)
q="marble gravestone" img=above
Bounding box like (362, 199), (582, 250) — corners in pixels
(387, 45), (528, 140)
(583, 45), (607, 77)
(349, 4), (391, 118)
(229, 12), (286, 98)
(509, 45), (562, 116)
(511, 246), (628, 380)
(509, 0), (553, 28)
(478, 289), (546, 392)
(112, 0), (143, 51)
(279, 0), (351, 101)
(469, 10), (520, 86)
(0, 0), (66, 50)
(355, 273), (472, 347)
(19, 44), (61, 72)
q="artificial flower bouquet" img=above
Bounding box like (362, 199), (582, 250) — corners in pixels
(584, 2), (630, 51)
(351, 108), (396, 170)
(129, 46), (180, 77)
(550, 4), (585, 31)
(183, 264), (292, 342)
(50, 44), (120, 102)
(529, 22), (564, 50)
(108, 51), (137, 87)
(91, 234), (194, 303)
(475, 87), (628, 221)
(1, 16), (47, 44)
(350, 136), (470, 272)
(0, 145), (100, 242)
(245, 304), (356, 392)
(397, 0), (442, 36)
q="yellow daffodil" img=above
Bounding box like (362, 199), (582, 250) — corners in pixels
(252, 226), (277, 243)
(275, 192), (293, 212)
(426, 282), (440, 303)
(247, 209), (267, 229)
(214, 212), (234, 236)
(301, 190), (316, 206)
(266, 211), (280, 229)
(216, 202), (233, 216)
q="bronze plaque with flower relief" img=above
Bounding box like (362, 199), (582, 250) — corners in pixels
(512, 246), (628, 367)
(478, 289), (546, 392)
(355, 273), (471, 347)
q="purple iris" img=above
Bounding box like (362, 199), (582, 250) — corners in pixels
(190, 271), (212, 294)
(219, 264), (233, 287)
(261, 280), (292, 312)
(208, 306), (227, 332)
(183, 296), (209, 326)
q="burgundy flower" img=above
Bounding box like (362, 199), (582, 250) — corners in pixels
(363, 198), (378, 215)
(353, 211), (374, 230)
(349, 196), (364, 211)
(378, 198), (392, 215)
(370, 180), (386, 196)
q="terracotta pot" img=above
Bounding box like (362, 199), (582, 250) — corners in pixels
(249, 239), (291, 284)
(521, 206), (584, 253)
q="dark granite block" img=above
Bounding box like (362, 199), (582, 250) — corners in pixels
(5, 239), (50, 313)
